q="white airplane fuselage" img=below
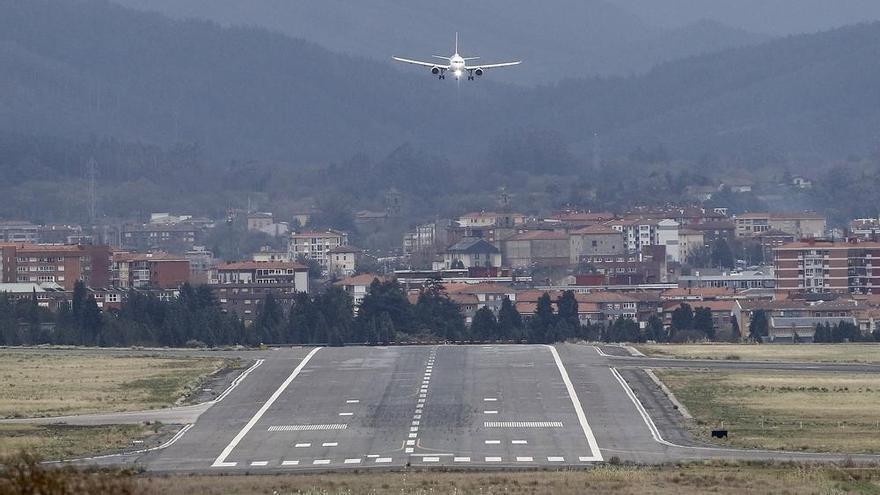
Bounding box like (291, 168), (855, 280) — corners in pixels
(449, 54), (466, 79)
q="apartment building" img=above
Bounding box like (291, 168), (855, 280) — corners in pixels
(211, 261), (309, 324)
(111, 252), (190, 289)
(735, 213), (826, 238)
(774, 240), (880, 294)
(288, 230), (348, 268)
(0, 243), (110, 290)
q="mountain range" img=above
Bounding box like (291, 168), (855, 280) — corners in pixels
(2, 0), (879, 167)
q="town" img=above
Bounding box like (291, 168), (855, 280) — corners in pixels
(2, 196), (878, 346)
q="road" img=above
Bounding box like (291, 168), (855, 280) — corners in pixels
(33, 343), (880, 471)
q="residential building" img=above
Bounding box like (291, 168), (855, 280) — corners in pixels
(850, 218), (880, 240)
(0, 243), (110, 290)
(734, 213), (826, 238)
(656, 219), (680, 263)
(211, 261), (309, 324)
(457, 211), (526, 229)
(0, 222), (39, 243)
(755, 229), (796, 261)
(678, 229), (705, 265)
(253, 247), (292, 262)
(501, 231), (570, 269)
(688, 221), (735, 245)
(0, 282), (67, 310)
(328, 245), (360, 277)
(122, 223), (201, 253)
(733, 299), (860, 343)
(247, 212), (289, 237)
(678, 268), (775, 290)
(111, 252), (190, 289)
(288, 230), (348, 269)
(185, 246), (216, 285)
(569, 225), (625, 263)
(403, 221), (451, 255)
(774, 240), (880, 294)
(581, 246), (668, 284)
(38, 224), (89, 245)
(443, 238), (502, 269)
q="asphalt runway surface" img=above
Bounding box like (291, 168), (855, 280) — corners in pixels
(90, 343), (879, 473)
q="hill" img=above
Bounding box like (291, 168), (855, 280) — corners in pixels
(2, 0), (880, 170)
(110, 0), (767, 84)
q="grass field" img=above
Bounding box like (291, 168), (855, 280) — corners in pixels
(0, 351), (228, 418)
(638, 343), (880, 364)
(656, 369), (880, 453)
(0, 423), (156, 460)
(136, 464), (880, 494)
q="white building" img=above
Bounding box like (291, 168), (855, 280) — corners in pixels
(288, 230), (348, 268)
(328, 245), (359, 277)
(656, 219), (681, 263)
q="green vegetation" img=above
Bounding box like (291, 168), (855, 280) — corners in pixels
(0, 424), (155, 461)
(0, 351), (225, 418)
(637, 344), (880, 364)
(657, 370), (880, 453)
(4, 456), (880, 495)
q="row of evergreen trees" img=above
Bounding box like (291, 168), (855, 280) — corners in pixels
(4, 279), (880, 347)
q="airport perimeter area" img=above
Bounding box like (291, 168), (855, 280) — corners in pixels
(38, 343), (871, 474)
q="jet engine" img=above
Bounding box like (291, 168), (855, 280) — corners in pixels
(431, 67), (440, 75)
(474, 68), (484, 77)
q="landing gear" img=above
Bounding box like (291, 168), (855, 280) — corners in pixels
(467, 69), (474, 81)
(467, 76), (474, 81)
(439, 74), (445, 80)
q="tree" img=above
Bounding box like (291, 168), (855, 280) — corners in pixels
(748, 309), (770, 342)
(527, 293), (556, 344)
(470, 306), (498, 341)
(670, 303), (694, 337)
(832, 321), (861, 343)
(413, 280), (465, 341)
(710, 238), (735, 269)
(315, 287), (354, 343)
(728, 315), (742, 343)
(644, 314), (667, 343)
(814, 322), (832, 343)
(693, 307), (715, 340)
(497, 297), (523, 341)
(254, 293), (284, 344)
(556, 291), (580, 329)
(604, 318), (641, 343)
(356, 279), (413, 336)
(297, 256), (324, 280)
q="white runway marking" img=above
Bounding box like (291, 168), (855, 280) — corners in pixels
(412, 420), (420, 426)
(422, 456), (440, 462)
(281, 460), (299, 466)
(211, 347), (322, 468)
(512, 440), (528, 445)
(338, 412), (353, 416)
(485, 421), (563, 428)
(346, 399), (359, 404)
(406, 440), (416, 446)
(313, 459), (330, 465)
(548, 456), (565, 462)
(344, 458), (362, 464)
(268, 424), (346, 432)
(250, 461), (268, 466)
(376, 457), (392, 463)
(410, 426), (419, 432)
(405, 447), (414, 453)
(484, 440), (501, 445)
(516, 456), (533, 462)
(322, 442), (338, 447)
(579, 456), (593, 462)
(547, 345), (603, 461)
(454, 456), (470, 462)
(485, 456), (502, 462)
(409, 433), (417, 438)
(483, 397), (497, 402)
(294, 443), (311, 448)
(483, 410), (498, 414)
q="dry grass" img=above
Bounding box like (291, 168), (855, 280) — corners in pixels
(0, 351), (227, 418)
(136, 464), (880, 494)
(657, 369), (880, 453)
(638, 344), (880, 364)
(0, 423), (156, 461)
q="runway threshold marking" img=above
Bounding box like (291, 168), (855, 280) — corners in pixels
(485, 421), (563, 428)
(210, 347), (322, 468)
(547, 345), (604, 462)
(268, 424), (346, 432)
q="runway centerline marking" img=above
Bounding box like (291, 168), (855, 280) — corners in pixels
(483, 410), (498, 414)
(211, 347), (322, 468)
(512, 440), (528, 444)
(322, 442), (338, 447)
(294, 443), (311, 448)
(485, 440), (501, 445)
(547, 345), (604, 462)
(346, 399), (359, 404)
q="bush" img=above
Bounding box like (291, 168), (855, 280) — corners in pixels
(0, 451), (141, 495)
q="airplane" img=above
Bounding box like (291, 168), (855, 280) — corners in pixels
(393, 33), (521, 81)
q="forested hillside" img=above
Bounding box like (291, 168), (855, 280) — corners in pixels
(2, 1), (880, 224)
(112, 0), (767, 83)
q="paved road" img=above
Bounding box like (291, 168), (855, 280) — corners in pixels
(43, 343), (880, 471)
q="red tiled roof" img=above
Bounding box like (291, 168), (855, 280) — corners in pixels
(507, 230), (569, 241)
(218, 261), (307, 271)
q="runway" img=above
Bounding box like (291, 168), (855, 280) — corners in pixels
(88, 343), (880, 472)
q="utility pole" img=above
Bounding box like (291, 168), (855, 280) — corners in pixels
(86, 157), (98, 226)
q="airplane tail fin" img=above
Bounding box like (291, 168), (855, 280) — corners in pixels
(455, 32), (459, 54)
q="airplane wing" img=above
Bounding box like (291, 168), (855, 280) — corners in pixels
(466, 61), (522, 70)
(393, 56), (449, 69)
